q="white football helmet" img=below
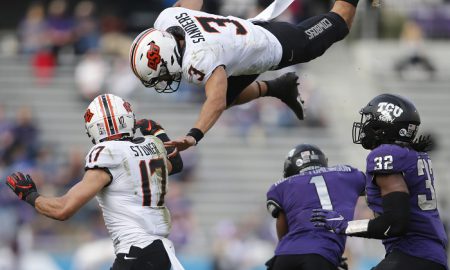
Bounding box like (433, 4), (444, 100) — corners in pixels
(84, 94), (135, 144)
(130, 28), (182, 93)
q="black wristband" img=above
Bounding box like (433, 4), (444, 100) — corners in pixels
(337, 0), (359, 7)
(186, 128), (204, 144)
(26, 192), (40, 207)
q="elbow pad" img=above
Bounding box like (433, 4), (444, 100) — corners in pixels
(168, 154), (183, 175)
(267, 200), (282, 218)
(156, 132), (170, 143)
(367, 192), (410, 239)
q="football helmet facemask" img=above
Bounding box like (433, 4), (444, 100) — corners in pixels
(130, 28), (182, 93)
(283, 144), (328, 178)
(352, 93), (421, 150)
(85, 94), (136, 144)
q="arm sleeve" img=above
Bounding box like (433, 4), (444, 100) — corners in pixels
(184, 48), (222, 85)
(357, 169), (367, 196)
(266, 184), (283, 218)
(366, 145), (409, 177)
(347, 192), (410, 239)
(155, 132), (183, 175)
(85, 143), (122, 169)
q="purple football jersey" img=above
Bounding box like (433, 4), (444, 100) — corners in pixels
(266, 165), (366, 266)
(366, 144), (448, 268)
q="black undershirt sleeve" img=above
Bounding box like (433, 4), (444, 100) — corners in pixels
(349, 192), (410, 239)
(156, 133), (183, 175)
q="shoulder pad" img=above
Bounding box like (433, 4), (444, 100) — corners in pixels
(85, 142), (123, 170)
(366, 144), (410, 175)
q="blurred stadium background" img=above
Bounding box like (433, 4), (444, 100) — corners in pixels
(0, 0), (449, 269)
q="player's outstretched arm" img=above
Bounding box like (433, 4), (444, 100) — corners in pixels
(35, 169), (110, 221)
(6, 170), (110, 221)
(136, 119), (183, 175)
(195, 66), (227, 135)
(312, 174), (410, 239)
(165, 66), (227, 152)
(173, 0), (203, 10)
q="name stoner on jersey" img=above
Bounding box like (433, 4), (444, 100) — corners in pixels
(129, 0), (360, 153)
(6, 94), (185, 270)
(311, 94), (448, 270)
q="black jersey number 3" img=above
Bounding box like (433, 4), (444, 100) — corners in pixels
(195, 16), (247, 35)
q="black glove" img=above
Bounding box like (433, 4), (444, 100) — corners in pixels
(6, 172), (40, 206)
(136, 119), (164, 136)
(265, 256), (276, 270)
(411, 134), (435, 152)
(338, 257), (349, 270)
(136, 119), (183, 175)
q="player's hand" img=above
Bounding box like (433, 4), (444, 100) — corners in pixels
(6, 172), (40, 206)
(412, 134), (434, 152)
(164, 136), (196, 153)
(310, 209), (348, 234)
(136, 119), (164, 136)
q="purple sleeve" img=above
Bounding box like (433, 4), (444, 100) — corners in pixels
(266, 183), (283, 217)
(354, 168), (367, 195)
(366, 144), (409, 176)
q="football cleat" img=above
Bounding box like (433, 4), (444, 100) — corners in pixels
(266, 72), (305, 120)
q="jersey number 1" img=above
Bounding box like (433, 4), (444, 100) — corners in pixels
(310, 176), (333, 210)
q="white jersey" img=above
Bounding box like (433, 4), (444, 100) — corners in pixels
(85, 136), (171, 255)
(154, 7), (283, 85)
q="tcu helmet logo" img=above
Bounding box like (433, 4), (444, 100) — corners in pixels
(377, 102), (403, 122)
(146, 42), (161, 70)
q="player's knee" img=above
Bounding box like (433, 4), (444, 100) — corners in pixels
(324, 12), (350, 40)
(331, 1), (357, 29)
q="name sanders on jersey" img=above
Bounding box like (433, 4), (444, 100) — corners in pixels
(175, 12), (206, 43)
(130, 142), (161, 157)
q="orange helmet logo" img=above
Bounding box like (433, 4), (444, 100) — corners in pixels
(84, 109), (94, 123)
(146, 42), (161, 70)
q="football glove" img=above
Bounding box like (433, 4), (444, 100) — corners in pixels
(136, 119), (165, 136)
(338, 257), (349, 270)
(310, 209), (348, 234)
(6, 172), (40, 207)
(411, 134), (435, 152)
